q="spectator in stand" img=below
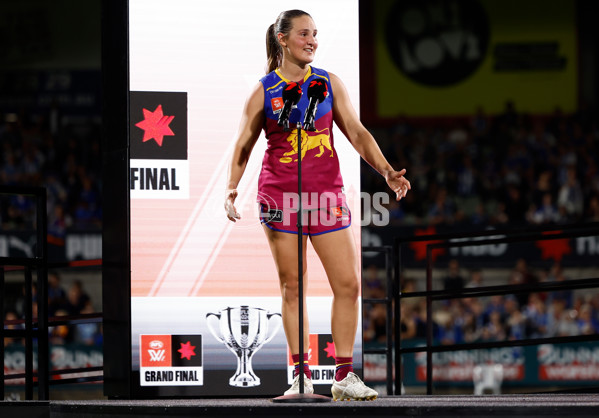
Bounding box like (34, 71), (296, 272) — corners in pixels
(483, 295), (505, 324)
(427, 188), (457, 225)
(0, 149), (20, 186)
(3, 311), (24, 347)
(464, 298), (486, 340)
(13, 283), (38, 320)
(546, 262), (573, 309)
(462, 311), (482, 343)
(504, 295), (526, 340)
(583, 159), (599, 202)
(442, 259), (465, 293)
(497, 100), (519, 131)
(529, 192), (560, 224)
(545, 299), (577, 337)
(470, 201), (489, 226)
(470, 106), (490, 140)
(531, 170), (554, 208)
(523, 293), (548, 338)
(586, 194), (599, 221)
(48, 271), (68, 316)
(48, 203), (68, 242)
(75, 301), (101, 346)
(399, 304), (417, 341)
(509, 258), (538, 307)
(465, 269), (484, 288)
(49, 309), (73, 345)
(412, 299), (432, 339)
(481, 310), (506, 342)
(557, 166), (584, 221)
(364, 303), (387, 344)
(504, 184), (529, 225)
(66, 279), (91, 315)
(456, 154), (478, 198)
(577, 304), (599, 335)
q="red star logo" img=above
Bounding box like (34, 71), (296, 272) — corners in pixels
(135, 104), (175, 146)
(324, 341), (336, 359)
(536, 231), (572, 261)
(177, 341), (196, 360)
(409, 226), (446, 262)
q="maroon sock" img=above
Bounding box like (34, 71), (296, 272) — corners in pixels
(335, 356), (353, 381)
(291, 353), (312, 379)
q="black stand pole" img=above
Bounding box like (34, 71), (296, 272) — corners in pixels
(272, 122), (331, 403)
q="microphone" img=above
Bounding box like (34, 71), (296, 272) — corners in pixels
(277, 82), (302, 131)
(302, 78), (328, 131)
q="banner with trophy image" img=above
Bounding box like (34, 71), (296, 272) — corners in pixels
(287, 334), (338, 385)
(128, 0), (362, 396)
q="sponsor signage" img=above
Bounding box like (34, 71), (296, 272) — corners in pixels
(129, 91), (189, 199)
(287, 334), (337, 384)
(140, 334), (203, 386)
(4, 344), (103, 385)
(363, 225), (599, 269)
(414, 347), (525, 383)
(370, 0), (577, 117)
(363, 340), (599, 388)
(538, 343), (599, 381)
(3, 225), (599, 267)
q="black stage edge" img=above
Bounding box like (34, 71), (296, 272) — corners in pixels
(2, 395), (599, 418)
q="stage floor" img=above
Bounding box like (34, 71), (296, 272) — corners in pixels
(3, 394), (599, 418)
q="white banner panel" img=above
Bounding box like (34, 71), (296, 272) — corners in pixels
(129, 0), (360, 395)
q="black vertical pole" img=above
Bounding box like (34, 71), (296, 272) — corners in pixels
(0, 267), (5, 398)
(393, 239), (401, 395)
(272, 93), (329, 404)
(297, 121), (305, 395)
(272, 121), (329, 403)
(24, 266), (33, 400)
(426, 245), (433, 395)
(384, 246), (393, 396)
(36, 188), (49, 400)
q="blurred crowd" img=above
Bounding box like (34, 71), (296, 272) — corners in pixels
(3, 101), (599, 350)
(361, 102), (599, 345)
(4, 270), (102, 348)
(363, 258), (599, 345)
(0, 109), (102, 235)
(363, 102), (599, 226)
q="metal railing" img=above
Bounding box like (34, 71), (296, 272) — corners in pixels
(1, 186), (103, 400)
(1, 186), (49, 400)
(361, 245), (394, 396)
(393, 222), (599, 395)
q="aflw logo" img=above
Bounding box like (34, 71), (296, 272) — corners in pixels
(148, 339), (166, 362)
(141, 335), (171, 367)
(148, 349), (166, 362)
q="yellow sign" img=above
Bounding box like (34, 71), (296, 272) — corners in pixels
(375, 0), (577, 116)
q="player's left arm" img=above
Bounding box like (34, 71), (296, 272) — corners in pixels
(330, 72), (410, 200)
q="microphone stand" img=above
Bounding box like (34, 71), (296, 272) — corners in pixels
(272, 121), (331, 403)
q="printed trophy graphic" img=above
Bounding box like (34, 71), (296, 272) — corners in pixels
(206, 305), (282, 387)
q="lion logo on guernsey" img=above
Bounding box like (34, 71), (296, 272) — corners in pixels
(280, 127), (333, 163)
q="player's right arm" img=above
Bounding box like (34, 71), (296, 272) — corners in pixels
(225, 82), (265, 221)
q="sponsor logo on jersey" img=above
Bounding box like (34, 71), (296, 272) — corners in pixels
(271, 97), (284, 114)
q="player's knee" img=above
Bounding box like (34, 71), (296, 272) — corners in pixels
(334, 277), (359, 301)
(280, 272), (300, 301)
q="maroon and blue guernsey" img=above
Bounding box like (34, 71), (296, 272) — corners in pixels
(258, 66), (345, 210)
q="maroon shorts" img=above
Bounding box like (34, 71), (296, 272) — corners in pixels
(259, 204), (351, 236)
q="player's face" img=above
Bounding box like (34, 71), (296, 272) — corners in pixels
(280, 15), (318, 65)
